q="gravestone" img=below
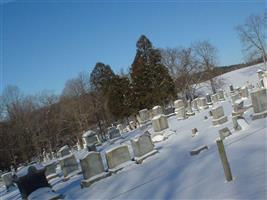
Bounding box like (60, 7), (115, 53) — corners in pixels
(206, 94), (212, 105)
(57, 145), (70, 158)
(83, 130), (101, 147)
(116, 124), (124, 134)
(232, 116), (242, 131)
(44, 161), (57, 180)
(1, 172), (14, 190)
(80, 152), (111, 188)
(240, 86), (249, 98)
(152, 114), (169, 132)
(263, 71), (267, 89)
(197, 97), (209, 109)
(131, 132), (158, 164)
(14, 164), (61, 199)
(211, 106), (228, 126)
(174, 100), (186, 119)
(108, 126), (121, 139)
(59, 154), (79, 179)
(231, 92), (241, 104)
(232, 100), (245, 116)
(217, 90), (225, 101)
(229, 85), (234, 93)
(192, 128), (198, 137)
(105, 145), (131, 173)
(211, 94), (219, 104)
(139, 109), (150, 125)
(219, 127), (232, 140)
(192, 99), (198, 110)
(186, 100), (195, 116)
(129, 121), (136, 130)
(152, 105), (163, 116)
(250, 88), (267, 120)
(257, 69), (264, 79)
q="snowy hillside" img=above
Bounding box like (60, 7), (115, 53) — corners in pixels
(1, 63), (266, 200)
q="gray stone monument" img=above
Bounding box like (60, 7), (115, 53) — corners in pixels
(57, 145), (71, 158)
(219, 127), (232, 140)
(139, 109), (150, 125)
(80, 152), (111, 188)
(59, 154), (79, 179)
(250, 88), (267, 120)
(105, 145), (131, 173)
(82, 130), (101, 147)
(197, 97), (209, 109)
(152, 105), (163, 116)
(152, 114), (169, 132)
(131, 132), (158, 164)
(211, 106), (228, 126)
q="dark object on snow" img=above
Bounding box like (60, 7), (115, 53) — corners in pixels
(87, 144), (97, 152)
(14, 165), (50, 199)
(190, 145), (208, 156)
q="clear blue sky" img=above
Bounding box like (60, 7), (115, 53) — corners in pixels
(0, 0), (265, 95)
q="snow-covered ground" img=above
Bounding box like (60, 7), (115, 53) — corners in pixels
(1, 63), (267, 200)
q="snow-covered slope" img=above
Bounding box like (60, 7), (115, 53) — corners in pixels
(1, 63), (266, 200)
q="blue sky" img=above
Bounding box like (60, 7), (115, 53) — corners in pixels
(0, 0), (265, 95)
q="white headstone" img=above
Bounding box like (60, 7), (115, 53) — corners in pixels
(250, 88), (267, 119)
(152, 114), (169, 132)
(211, 106), (228, 125)
(80, 152), (110, 187)
(131, 133), (158, 164)
(152, 105), (163, 116)
(139, 109), (150, 124)
(59, 154), (79, 178)
(105, 145), (131, 172)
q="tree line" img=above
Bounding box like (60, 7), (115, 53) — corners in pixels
(0, 13), (265, 170)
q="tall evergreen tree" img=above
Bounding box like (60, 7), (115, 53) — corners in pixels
(90, 62), (115, 94)
(130, 35), (175, 110)
(107, 75), (133, 120)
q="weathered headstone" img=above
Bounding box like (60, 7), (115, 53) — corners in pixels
(14, 164), (61, 199)
(206, 94), (212, 105)
(250, 88), (267, 119)
(152, 114), (169, 132)
(232, 116), (241, 131)
(139, 109), (150, 125)
(192, 99), (198, 110)
(83, 130), (101, 147)
(240, 86), (249, 98)
(1, 172), (14, 190)
(217, 90), (225, 101)
(116, 124), (124, 134)
(57, 145), (70, 158)
(80, 152), (111, 188)
(219, 127), (232, 140)
(59, 154), (79, 179)
(131, 132), (158, 164)
(152, 105), (163, 116)
(229, 85), (234, 93)
(174, 100), (186, 119)
(186, 100), (195, 116)
(211, 94), (219, 104)
(44, 161), (58, 180)
(211, 106), (228, 126)
(231, 92), (241, 104)
(108, 126), (121, 139)
(129, 121), (136, 130)
(197, 97), (209, 109)
(105, 145), (131, 173)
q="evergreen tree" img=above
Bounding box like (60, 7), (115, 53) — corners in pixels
(90, 62), (115, 94)
(130, 35), (175, 110)
(107, 75), (133, 120)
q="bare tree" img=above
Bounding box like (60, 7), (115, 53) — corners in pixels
(236, 14), (267, 67)
(193, 40), (220, 94)
(161, 47), (202, 99)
